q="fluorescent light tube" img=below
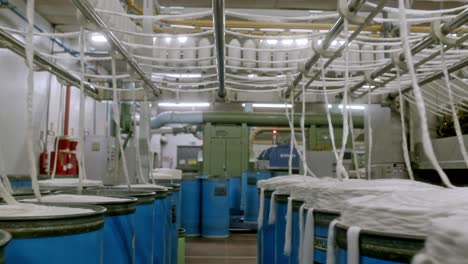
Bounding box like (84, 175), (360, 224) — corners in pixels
(158, 102), (210, 107)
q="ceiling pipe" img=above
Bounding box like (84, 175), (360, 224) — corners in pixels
(160, 19), (468, 34)
(150, 111), (365, 130)
(212, 0), (226, 98)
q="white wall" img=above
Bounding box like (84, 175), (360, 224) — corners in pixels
(0, 7), (109, 175)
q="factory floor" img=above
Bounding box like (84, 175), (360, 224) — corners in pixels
(185, 231), (257, 264)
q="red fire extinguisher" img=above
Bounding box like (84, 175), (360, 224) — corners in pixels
(39, 152), (48, 175)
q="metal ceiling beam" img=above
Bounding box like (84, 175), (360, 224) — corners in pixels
(0, 28), (99, 99)
(212, 0), (226, 98)
(70, 0), (160, 97)
(284, 0), (388, 99)
(350, 9), (468, 97)
(351, 33), (468, 98)
(400, 56), (468, 94)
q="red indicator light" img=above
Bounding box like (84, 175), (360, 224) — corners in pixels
(272, 130), (278, 134)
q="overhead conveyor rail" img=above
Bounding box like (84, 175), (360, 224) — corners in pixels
(0, 28), (99, 99)
(351, 9), (468, 98)
(283, 0), (388, 99)
(70, 0), (161, 98)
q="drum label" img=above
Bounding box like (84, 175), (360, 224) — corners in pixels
(314, 236), (328, 250)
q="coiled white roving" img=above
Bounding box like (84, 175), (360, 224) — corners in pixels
(292, 179), (439, 264)
(341, 188), (468, 237)
(256, 175), (313, 229)
(412, 215), (468, 264)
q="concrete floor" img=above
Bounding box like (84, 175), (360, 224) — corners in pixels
(185, 231), (257, 264)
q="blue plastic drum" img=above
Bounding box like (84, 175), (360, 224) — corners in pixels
(0, 230), (10, 264)
(84, 189), (156, 264)
(180, 174), (201, 236)
(274, 194), (289, 264)
(201, 177), (230, 238)
(240, 171), (252, 212)
(290, 199), (304, 264)
(228, 177), (241, 215)
(164, 187), (174, 264)
(1, 203), (106, 264)
(245, 171), (271, 223)
(301, 206), (340, 264)
(168, 184), (181, 264)
(334, 223), (425, 264)
(258, 189), (275, 264)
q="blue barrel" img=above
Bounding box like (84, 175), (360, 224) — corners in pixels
(274, 194), (289, 264)
(2, 203), (105, 264)
(163, 186), (174, 264)
(0, 230), (10, 264)
(245, 171), (271, 223)
(290, 199), (304, 264)
(168, 184), (181, 264)
(240, 171), (251, 212)
(106, 184), (170, 264)
(300, 205), (340, 264)
(201, 177), (230, 238)
(258, 189), (275, 264)
(85, 189), (156, 264)
(334, 223), (425, 264)
(228, 177), (241, 214)
(181, 174), (201, 236)
(153, 189), (169, 264)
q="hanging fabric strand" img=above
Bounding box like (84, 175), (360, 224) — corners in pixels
(367, 92), (373, 180)
(398, 0), (454, 188)
(76, 27), (86, 192)
(337, 18), (351, 180)
(439, 43), (468, 168)
(396, 68), (415, 180)
(132, 87), (147, 184)
(26, 0), (41, 200)
(111, 58), (132, 190)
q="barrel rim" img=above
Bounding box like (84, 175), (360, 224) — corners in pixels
(274, 193), (290, 203)
(0, 202), (106, 221)
(83, 188), (156, 205)
(19, 193), (137, 205)
(0, 229), (11, 247)
(0, 203), (106, 238)
(335, 222), (426, 240)
(334, 222), (426, 262)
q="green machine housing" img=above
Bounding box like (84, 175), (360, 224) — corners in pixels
(202, 123), (249, 178)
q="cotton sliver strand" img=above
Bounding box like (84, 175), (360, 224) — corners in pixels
(412, 214), (468, 264)
(341, 188), (468, 237)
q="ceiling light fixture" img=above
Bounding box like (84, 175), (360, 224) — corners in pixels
(242, 103), (292, 108)
(91, 33), (107, 43)
(178, 36), (188, 43)
(266, 39), (278, 45)
(158, 102), (210, 107)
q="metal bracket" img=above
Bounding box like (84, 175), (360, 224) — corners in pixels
(391, 52), (407, 71)
(431, 20), (458, 46)
(312, 41), (337, 58)
(338, 0), (367, 25)
(364, 71), (383, 87)
(298, 62), (320, 78)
